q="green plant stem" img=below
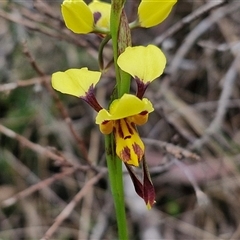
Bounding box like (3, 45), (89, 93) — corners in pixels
(105, 134), (128, 240)
(105, 1), (130, 239)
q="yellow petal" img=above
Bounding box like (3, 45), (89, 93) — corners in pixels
(117, 45), (166, 83)
(138, 0), (177, 28)
(61, 0), (94, 34)
(52, 68), (101, 97)
(88, 0), (111, 31)
(95, 94), (154, 124)
(99, 120), (114, 134)
(130, 111), (149, 126)
(115, 119), (145, 166)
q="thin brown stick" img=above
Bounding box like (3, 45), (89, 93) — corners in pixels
(0, 9), (63, 40)
(0, 8), (85, 47)
(1, 167), (76, 208)
(143, 138), (200, 161)
(0, 123), (103, 174)
(168, 1), (240, 81)
(153, 0), (227, 45)
(0, 123), (67, 164)
(22, 43), (92, 166)
(0, 77), (50, 92)
(40, 171), (105, 240)
(192, 52), (240, 150)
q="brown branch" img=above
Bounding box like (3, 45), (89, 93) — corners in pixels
(0, 123), (68, 165)
(40, 171), (105, 240)
(0, 76), (50, 92)
(0, 9), (63, 40)
(168, 1), (240, 81)
(153, 0), (227, 45)
(0, 7), (86, 47)
(191, 52), (240, 150)
(0, 123), (103, 174)
(143, 138), (200, 161)
(22, 43), (93, 166)
(33, 0), (62, 21)
(1, 167), (76, 208)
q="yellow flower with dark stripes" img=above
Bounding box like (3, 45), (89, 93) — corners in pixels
(96, 94), (154, 166)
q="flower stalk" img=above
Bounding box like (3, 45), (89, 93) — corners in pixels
(105, 0), (132, 238)
(51, 0), (177, 239)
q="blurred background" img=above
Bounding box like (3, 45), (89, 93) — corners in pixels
(1, 0), (240, 239)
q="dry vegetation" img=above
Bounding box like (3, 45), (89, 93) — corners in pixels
(1, 0), (240, 239)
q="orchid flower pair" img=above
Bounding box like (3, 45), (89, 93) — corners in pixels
(52, 0), (176, 208)
(61, 0), (177, 34)
(52, 45), (166, 165)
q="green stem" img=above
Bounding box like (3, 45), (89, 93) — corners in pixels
(105, 134), (128, 239)
(104, 1), (132, 239)
(98, 34), (111, 71)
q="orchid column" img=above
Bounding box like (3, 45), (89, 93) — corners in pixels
(51, 0), (177, 239)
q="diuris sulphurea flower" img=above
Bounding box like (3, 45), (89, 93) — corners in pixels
(95, 94), (156, 209)
(52, 68), (102, 111)
(117, 45), (166, 98)
(61, 0), (111, 34)
(96, 94), (154, 166)
(138, 0), (177, 28)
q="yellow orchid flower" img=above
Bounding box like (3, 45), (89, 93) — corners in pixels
(138, 0), (177, 28)
(117, 45), (166, 83)
(52, 68), (102, 111)
(89, 0), (111, 31)
(117, 45), (166, 98)
(96, 94), (154, 166)
(61, 0), (111, 34)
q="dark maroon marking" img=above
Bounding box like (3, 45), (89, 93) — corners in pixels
(102, 120), (110, 125)
(135, 77), (150, 99)
(120, 146), (131, 161)
(113, 126), (116, 135)
(81, 85), (102, 112)
(116, 120), (124, 139)
(132, 143), (143, 161)
(125, 120), (134, 135)
(140, 110), (148, 115)
(93, 12), (101, 24)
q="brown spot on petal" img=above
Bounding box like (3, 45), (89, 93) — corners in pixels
(93, 12), (101, 24)
(140, 110), (148, 116)
(119, 146), (131, 162)
(132, 143), (144, 161)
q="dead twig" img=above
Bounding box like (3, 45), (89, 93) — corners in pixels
(154, 0), (227, 45)
(143, 138), (200, 161)
(0, 7), (86, 47)
(1, 166), (76, 208)
(169, 1), (240, 81)
(40, 171), (105, 240)
(22, 43), (93, 166)
(0, 123), (68, 165)
(0, 76), (50, 92)
(192, 52), (240, 150)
